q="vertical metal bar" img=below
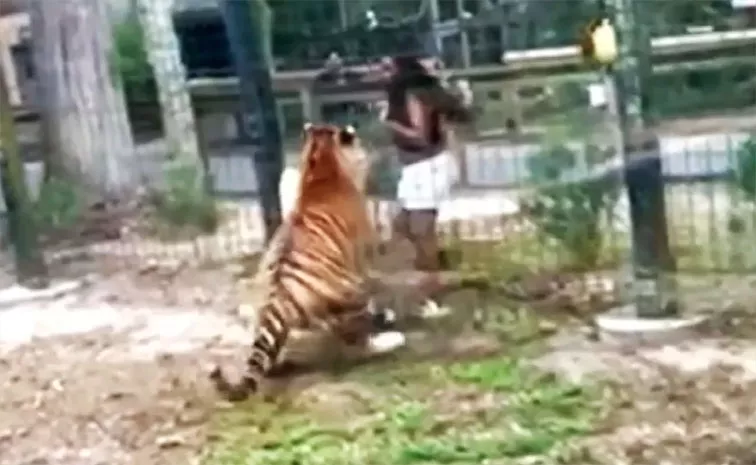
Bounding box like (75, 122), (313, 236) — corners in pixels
(455, 0), (472, 68)
(607, 0), (677, 317)
(299, 87), (321, 123)
(337, 0), (348, 29)
(219, 0), (283, 243)
(428, 0), (444, 56)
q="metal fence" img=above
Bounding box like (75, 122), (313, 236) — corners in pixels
(1, 0), (756, 310)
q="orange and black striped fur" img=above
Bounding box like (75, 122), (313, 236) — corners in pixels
(210, 124), (397, 402)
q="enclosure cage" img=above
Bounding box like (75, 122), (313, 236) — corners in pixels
(3, 0), (756, 294)
(169, 0), (755, 140)
(172, 1), (436, 78)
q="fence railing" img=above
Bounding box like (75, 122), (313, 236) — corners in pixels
(2, 2), (756, 300)
(182, 26), (756, 160)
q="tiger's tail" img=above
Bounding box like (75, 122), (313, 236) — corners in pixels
(210, 298), (290, 402)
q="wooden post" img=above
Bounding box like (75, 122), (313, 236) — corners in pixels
(501, 82), (522, 132)
(0, 43), (21, 107)
(0, 61), (48, 288)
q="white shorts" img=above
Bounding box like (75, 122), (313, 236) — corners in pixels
(396, 150), (458, 211)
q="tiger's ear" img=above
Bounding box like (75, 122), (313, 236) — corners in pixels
(339, 124), (357, 146)
(302, 122), (315, 143)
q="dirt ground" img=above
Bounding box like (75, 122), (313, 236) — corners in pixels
(0, 262), (500, 465)
(0, 266), (247, 465)
(3, 263), (756, 465)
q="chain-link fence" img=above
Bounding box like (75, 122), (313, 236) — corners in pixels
(1, 0), (755, 309)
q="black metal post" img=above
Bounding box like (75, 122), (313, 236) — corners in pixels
(219, 0), (283, 244)
(609, 0), (677, 317)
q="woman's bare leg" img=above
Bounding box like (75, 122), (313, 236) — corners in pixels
(406, 209), (441, 272)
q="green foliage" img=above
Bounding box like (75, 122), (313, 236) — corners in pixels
(33, 177), (84, 231)
(150, 165), (219, 237)
(524, 140), (620, 269)
(731, 135), (756, 203)
(204, 356), (600, 465)
(647, 64), (756, 120)
(111, 18), (157, 103)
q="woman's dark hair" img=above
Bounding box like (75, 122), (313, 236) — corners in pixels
(385, 55), (431, 122)
(385, 55), (472, 126)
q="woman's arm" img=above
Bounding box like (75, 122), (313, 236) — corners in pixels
(385, 94), (428, 144)
(385, 120), (423, 140)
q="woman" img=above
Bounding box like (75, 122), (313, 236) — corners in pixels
(381, 55), (470, 274)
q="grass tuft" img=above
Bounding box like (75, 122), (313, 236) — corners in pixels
(203, 356), (602, 465)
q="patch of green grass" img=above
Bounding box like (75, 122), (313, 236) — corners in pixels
(146, 165), (220, 240)
(444, 228), (628, 280)
(33, 177), (85, 232)
(443, 212), (756, 278)
(203, 357), (602, 465)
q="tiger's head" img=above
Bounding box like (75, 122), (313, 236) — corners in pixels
(298, 123), (369, 192)
(290, 123), (375, 248)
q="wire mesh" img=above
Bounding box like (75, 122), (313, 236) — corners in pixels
(0, 0), (754, 313)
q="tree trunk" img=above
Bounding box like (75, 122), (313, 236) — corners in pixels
(30, 0), (138, 198)
(0, 61), (49, 287)
(136, 0), (203, 185)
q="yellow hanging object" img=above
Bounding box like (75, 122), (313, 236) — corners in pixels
(589, 18), (618, 66)
(579, 20), (598, 61)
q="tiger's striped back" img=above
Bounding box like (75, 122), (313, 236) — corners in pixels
(210, 123), (397, 402)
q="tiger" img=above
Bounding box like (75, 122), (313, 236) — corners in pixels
(279, 120), (370, 218)
(210, 123), (405, 402)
